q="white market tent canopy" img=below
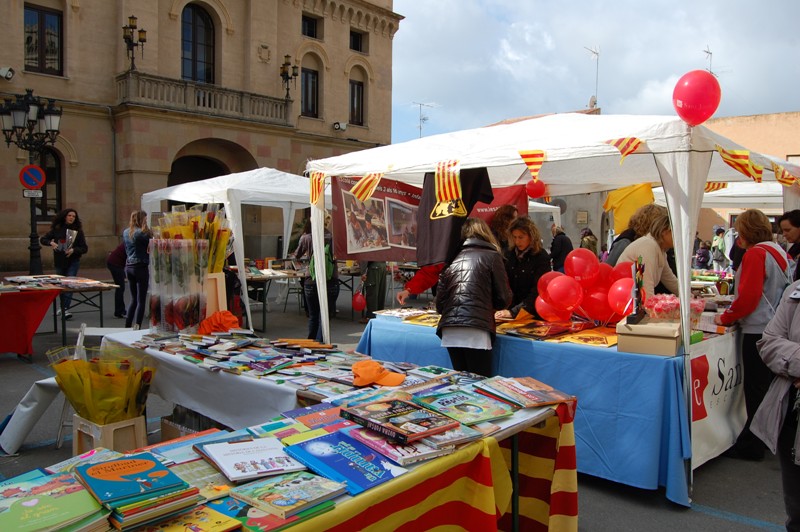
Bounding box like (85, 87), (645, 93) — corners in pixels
(141, 167), (330, 326)
(528, 200), (561, 227)
(654, 181), (785, 210)
(306, 113), (800, 346)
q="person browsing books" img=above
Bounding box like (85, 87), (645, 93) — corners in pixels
(40, 208), (88, 319)
(714, 209), (792, 461)
(435, 218), (512, 377)
(123, 210), (152, 330)
(494, 217), (551, 320)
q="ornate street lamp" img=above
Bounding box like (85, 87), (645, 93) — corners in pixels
(122, 14), (147, 71)
(0, 89), (62, 274)
(279, 54), (299, 100)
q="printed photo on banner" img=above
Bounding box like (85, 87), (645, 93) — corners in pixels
(342, 190), (390, 254)
(386, 198), (418, 250)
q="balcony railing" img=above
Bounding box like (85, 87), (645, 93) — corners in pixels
(116, 71), (293, 126)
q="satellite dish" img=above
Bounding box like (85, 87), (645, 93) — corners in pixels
(588, 95), (597, 109)
(551, 198), (567, 214)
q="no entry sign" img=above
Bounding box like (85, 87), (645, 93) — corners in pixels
(19, 164), (46, 190)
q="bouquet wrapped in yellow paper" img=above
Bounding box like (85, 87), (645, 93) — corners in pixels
(47, 344), (156, 425)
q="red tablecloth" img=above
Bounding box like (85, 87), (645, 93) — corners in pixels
(0, 289), (59, 355)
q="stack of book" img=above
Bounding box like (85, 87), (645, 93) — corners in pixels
(74, 452), (201, 530)
(472, 376), (573, 408)
(0, 470), (106, 532)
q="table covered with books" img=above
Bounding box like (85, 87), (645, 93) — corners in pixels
(357, 317), (692, 506)
(86, 329), (578, 530)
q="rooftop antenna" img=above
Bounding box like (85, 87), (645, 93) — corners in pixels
(703, 45), (713, 73)
(584, 46), (600, 108)
(412, 101), (434, 138)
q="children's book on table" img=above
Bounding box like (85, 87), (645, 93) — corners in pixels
(412, 388), (516, 425)
(201, 438), (306, 483)
(229, 470), (346, 519)
(340, 399), (460, 445)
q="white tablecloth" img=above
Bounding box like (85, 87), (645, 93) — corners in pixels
(104, 330), (300, 429)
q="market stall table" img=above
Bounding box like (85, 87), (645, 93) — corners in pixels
(357, 318), (691, 506)
(242, 270), (307, 332)
(0, 289), (59, 359)
(103, 330), (299, 429)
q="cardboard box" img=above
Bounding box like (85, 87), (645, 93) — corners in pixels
(616, 320), (682, 356)
(160, 415), (198, 442)
(695, 311), (737, 335)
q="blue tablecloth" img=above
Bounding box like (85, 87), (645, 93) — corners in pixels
(357, 319), (692, 506)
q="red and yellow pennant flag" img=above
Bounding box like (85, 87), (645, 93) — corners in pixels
(704, 182), (728, 193)
(309, 171), (326, 207)
(519, 150), (546, 181)
(772, 162), (798, 187)
(350, 172), (383, 202)
(430, 160), (467, 219)
(605, 137), (643, 165)
(715, 145), (763, 182)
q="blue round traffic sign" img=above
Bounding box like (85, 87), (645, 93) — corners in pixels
(20, 164), (46, 190)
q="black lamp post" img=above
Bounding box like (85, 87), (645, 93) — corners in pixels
(279, 54), (299, 100)
(122, 14), (147, 71)
(0, 89), (62, 274)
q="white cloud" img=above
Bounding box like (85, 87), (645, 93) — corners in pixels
(391, 0), (800, 142)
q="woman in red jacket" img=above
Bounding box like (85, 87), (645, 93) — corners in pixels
(715, 209), (792, 460)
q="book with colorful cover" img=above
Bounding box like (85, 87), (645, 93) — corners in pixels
(346, 426), (455, 465)
(0, 472), (103, 532)
(138, 504), (241, 531)
(201, 438), (306, 482)
(307, 380), (356, 398)
(293, 406), (342, 429)
(285, 431), (407, 495)
(473, 376), (573, 408)
(229, 471), (345, 519)
(549, 327), (618, 347)
(412, 388), (516, 425)
(280, 402), (333, 420)
(191, 429), (254, 462)
(279, 420), (356, 446)
(207, 495), (334, 531)
(339, 399), (460, 444)
(168, 459), (236, 502)
(419, 423), (485, 448)
(406, 364), (457, 379)
(402, 313), (441, 327)
(44, 446), (124, 474)
(74, 452), (189, 506)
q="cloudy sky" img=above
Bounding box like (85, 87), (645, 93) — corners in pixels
(390, 0), (799, 143)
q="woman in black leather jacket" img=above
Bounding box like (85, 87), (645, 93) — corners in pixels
(435, 218), (512, 376)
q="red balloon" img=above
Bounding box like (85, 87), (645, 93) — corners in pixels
(535, 296), (572, 322)
(672, 70), (721, 127)
(352, 291), (367, 312)
(525, 179), (547, 199)
(607, 278), (635, 316)
(581, 287), (616, 322)
(611, 261), (635, 283)
(597, 262), (613, 289)
(564, 248), (600, 287)
(546, 275), (584, 312)
(537, 271), (564, 304)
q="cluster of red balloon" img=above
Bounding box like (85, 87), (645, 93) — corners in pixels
(536, 249), (638, 324)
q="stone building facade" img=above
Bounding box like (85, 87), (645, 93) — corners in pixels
(0, 0), (401, 271)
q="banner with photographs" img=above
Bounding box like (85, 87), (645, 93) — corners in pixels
(332, 178), (530, 262)
(333, 176), (422, 262)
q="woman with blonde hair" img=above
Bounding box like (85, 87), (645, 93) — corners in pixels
(617, 211), (679, 298)
(495, 217), (551, 320)
(715, 209), (792, 460)
(436, 218), (512, 376)
(123, 210), (152, 329)
(606, 203), (666, 266)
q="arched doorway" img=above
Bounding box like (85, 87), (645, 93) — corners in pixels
(167, 155), (228, 187)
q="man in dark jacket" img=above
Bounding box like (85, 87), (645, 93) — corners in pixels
(550, 225), (573, 273)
